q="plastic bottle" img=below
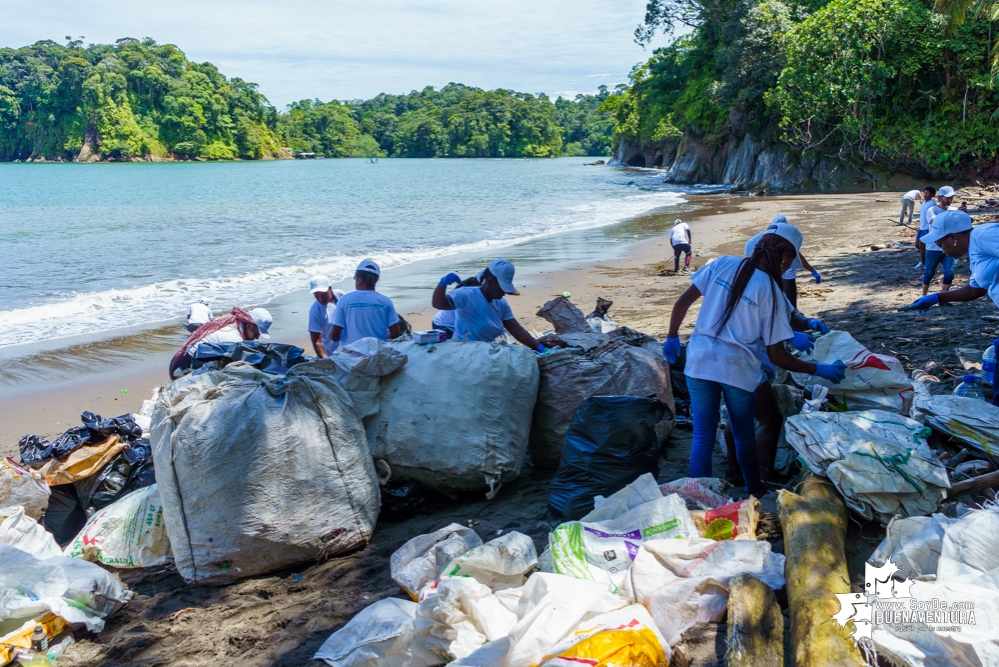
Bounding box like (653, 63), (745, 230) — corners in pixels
(953, 375), (985, 400)
(983, 345), (995, 385)
(46, 637), (75, 660)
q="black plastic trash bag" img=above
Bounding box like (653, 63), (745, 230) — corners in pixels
(192, 341), (311, 375)
(74, 438), (155, 510)
(19, 411), (144, 468)
(547, 395), (670, 520)
(42, 484), (89, 547)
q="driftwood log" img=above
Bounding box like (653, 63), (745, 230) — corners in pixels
(778, 476), (864, 667)
(725, 574), (783, 667)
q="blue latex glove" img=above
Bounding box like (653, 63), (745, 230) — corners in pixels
(790, 331), (814, 353)
(813, 361), (847, 384)
(900, 293), (939, 312)
(806, 318), (829, 335)
(536, 344), (548, 355)
(811, 270), (821, 284)
(439, 272), (462, 287)
(663, 336), (681, 364)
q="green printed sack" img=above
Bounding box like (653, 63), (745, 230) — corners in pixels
(65, 483), (171, 568)
(547, 493), (696, 593)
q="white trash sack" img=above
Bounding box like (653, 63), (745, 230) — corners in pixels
(544, 494), (697, 594)
(330, 338), (409, 419)
(0, 543), (132, 632)
(151, 362), (381, 584)
(440, 531), (538, 592)
(0, 457), (49, 519)
(391, 523), (484, 600)
(0, 506), (63, 560)
(366, 341), (539, 496)
(64, 484), (171, 568)
(791, 331), (914, 414)
(314, 597), (443, 667)
(915, 394), (999, 458)
(784, 409), (950, 522)
(584, 472), (664, 522)
(622, 537), (786, 647)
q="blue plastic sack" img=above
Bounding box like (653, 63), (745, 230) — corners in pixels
(547, 395), (670, 520)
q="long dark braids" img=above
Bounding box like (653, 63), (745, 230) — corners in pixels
(714, 233), (796, 335)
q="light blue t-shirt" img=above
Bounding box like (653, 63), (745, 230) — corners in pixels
(308, 299), (338, 355)
(331, 289), (399, 347)
(968, 224), (999, 308)
(922, 204), (945, 250)
(448, 286), (515, 342)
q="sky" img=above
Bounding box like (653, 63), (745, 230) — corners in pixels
(0, 0), (680, 107)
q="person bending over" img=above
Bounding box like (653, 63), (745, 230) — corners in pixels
(433, 259), (546, 353)
(669, 219), (693, 274)
(168, 306), (273, 380)
(331, 259), (401, 346)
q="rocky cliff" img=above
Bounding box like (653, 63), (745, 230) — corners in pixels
(609, 134), (919, 191)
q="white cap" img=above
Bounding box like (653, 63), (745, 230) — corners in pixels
(197, 298), (211, 306)
(673, 219), (682, 225)
(356, 258), (381, 276)
(762, 222), (803, 252)
(309, 275), (331, 293)
(249, 308), (273, 339)
(487, 259), (517, 294)
(771, 214), (788, 224)
(922, 209), (972, 246)
(938, 185), (956, 198)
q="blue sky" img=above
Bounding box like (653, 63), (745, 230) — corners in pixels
(0, 0), (679, 107)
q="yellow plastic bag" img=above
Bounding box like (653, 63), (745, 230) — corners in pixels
(538, 604), (670, 667)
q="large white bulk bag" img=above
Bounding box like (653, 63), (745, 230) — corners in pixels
(151, 361), (380, 584)
(365, 341), (540, 496)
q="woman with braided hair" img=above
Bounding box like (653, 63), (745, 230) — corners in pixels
(168, 306), (273, 380)
(662, 223), (846, 497)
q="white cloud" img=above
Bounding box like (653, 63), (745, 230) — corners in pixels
(0, 0), (677, 106)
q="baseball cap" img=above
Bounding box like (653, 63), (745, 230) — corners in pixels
(488, 259), (518, 294)
(356, 258), (381, 276)
(249, 308), (273, 339)
(938, 186), (956, 198)
(763, 222), (803, 252)
(922, 209), (972, 246)
(673, 219), (682, 225)
(197, 298), (211, 306)
(309, 275), (331, 293)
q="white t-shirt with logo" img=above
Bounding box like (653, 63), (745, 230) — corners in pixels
(670, 223), (691, 246)
(331, 290), (400, 346)
(923, 205), (946, 251)
(448, 286), (515, 342)
(968, 223), (999, 307)
(187, 302), (212, 326)
(903, 189), (921, 201)
(308, 299), (338, 355)
(187, 323), (243, 357)
(685, 256), (795, 392)
(744, 232), (803, 280)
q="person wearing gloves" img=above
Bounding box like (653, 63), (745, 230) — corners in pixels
(903, 211), (999, 405)
(663, 223), (846, 497)
(745, 215), (820, 308)
(308, 275), (345, 358)
(918, 185), (966, 296)
(331, 259), (401, 346)
(432, 258), (547, 353)
(168, 306), (273, 380)
(669, 219), (693, 274)
(431, 272), (482, 338)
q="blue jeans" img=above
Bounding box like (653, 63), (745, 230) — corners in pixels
(686, 376), (765, 496)
(922, 250), (954, 286)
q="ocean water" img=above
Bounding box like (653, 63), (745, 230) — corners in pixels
(0, 157), (691, 356)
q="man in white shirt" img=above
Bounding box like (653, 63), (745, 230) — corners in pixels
(331, 259), (401, 347)
(432, 258), (546, 352)
(669, 219), (692, 274)
(914, 186), (937, 269)
(308, 275), (345, 358)
(918, 186), (967, 295)
(900, 189), (921, 227)
(185, 299), (212, 332)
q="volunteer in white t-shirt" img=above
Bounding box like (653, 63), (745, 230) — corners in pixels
(745, 215), (820, 308)
(663, 224), (845, 496)
(900, 189), (921, 227)
(914, 186), (937, 269)
(185, 299), (212, 333)
(168, 306), (273, 379)
(331, 259), (401, 347)
(307, 274), (345, 358)
(669, 219), (692, 274)
(432, 258), (546, 352)
(919, 186), (967, 296)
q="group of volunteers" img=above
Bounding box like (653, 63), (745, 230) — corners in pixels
(901, 185), (968, 297)
(170, 257), (546, 379)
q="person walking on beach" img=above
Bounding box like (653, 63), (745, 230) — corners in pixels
(308, 275), (344, 358)
(168, 307), (273, 379)
(669, 219), (692, 274)
(745, 216), (821, 308)
(662, 223), (845, 497)
(330, 259), (401, 346)
(185, 299), (212, 333)
(918, 186), (963, 296)
(914, 186), (937, 269)
(433, 259), (547, 352)
(900, 189), (921, 227)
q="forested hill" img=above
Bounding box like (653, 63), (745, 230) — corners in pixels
(0, 38), (616, 162)
(613, 0), (999, 183)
